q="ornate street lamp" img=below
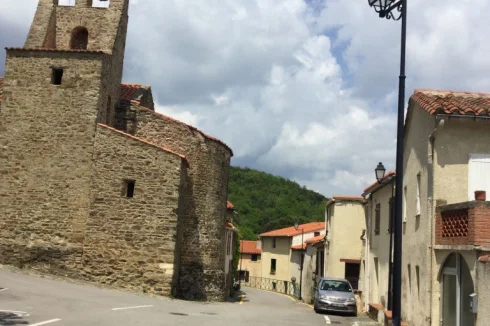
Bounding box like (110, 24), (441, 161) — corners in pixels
(367, 1), (407, 325)
(368, 0), (403, 20)
(294, 222), (304, 301)
(375, 162), (386, 183)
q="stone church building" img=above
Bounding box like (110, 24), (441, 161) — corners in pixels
(0, 0), (234, 301)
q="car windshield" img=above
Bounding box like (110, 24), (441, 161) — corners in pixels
(320, 280), (352, 292)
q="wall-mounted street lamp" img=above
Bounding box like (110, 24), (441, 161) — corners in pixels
(375, 162), (386, 183)
(294, 222), (304, 301)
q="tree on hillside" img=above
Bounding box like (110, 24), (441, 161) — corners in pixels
(228, 166), (328, 240)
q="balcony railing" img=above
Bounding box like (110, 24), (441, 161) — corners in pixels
(239, 275), (299, 298)
(435, 200), (490, 246)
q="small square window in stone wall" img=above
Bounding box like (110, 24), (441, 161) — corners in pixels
(51, 68), (64, 85)
(123, 179), (135, 198)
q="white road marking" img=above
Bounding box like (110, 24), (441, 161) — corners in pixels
(0, 288), (8, 292)
(29, 319), (61, 326)
(0, 309), (30, 317)
(324, 315), (331, 324)
(111, 305), (153, 311)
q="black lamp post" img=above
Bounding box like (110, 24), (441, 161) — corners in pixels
(367, 1), (407, 325)
(294, 222), (304, 301)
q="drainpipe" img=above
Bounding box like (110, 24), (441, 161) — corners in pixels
(428, 118), (445, 325)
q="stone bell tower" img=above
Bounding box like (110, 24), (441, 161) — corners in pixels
(0, 0), (130, 271)
(24, 0), (130, 124)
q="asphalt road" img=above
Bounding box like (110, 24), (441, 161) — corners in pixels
(0, 268), (380, 326)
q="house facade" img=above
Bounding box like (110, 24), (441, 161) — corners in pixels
(238, 240), (262, 281)
(258, 222), (325, 296)
(324, 196), (366, 290)
(402, 89), (490, 326)
(361, 171), (395, 320)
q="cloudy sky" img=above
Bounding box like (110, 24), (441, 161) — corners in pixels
(1, 0), (490, 197)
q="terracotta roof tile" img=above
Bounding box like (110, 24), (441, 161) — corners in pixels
(259, 222), (325, 237)
(227, 201), (235, 210)
(6, 47), (110, 55)
(332, 195), (365, 201)
(411, 89), (490, 116)
(120, 83), (151, 104)
(135, 103), (234, 156)
(226, 221), (236, 230)
(97, 123), (188, 166)
(363, 170), (396, 195)
(240, 240), (262, 254)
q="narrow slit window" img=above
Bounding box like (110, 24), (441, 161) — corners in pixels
(124, 180), (135, 198)
(51, 68), (64, 85)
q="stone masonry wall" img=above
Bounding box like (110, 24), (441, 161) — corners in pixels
(81, 124), (187, 296)
(133, 106), (232, 301)
(25, 0), (129, 51)
(0, 50), (106, 272)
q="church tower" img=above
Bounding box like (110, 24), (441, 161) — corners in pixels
(0, 0), (130, 269)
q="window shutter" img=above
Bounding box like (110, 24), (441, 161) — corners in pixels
(469, 154), (490, 200)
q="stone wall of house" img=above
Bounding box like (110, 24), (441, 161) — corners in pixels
(81, 124), (187, 296)
(133, 106), (233, 301)
(0, 50), (106, 273)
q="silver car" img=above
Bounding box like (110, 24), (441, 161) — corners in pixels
(313, 277), (357, 316)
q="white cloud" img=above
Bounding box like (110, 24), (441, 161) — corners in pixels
(2, 0), (490, 197)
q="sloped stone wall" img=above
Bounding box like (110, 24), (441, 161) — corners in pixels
(81, 124), (187, 295)
(133, 107), (232, 301)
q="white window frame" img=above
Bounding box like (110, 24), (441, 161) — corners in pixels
(468, 153), (490, 201)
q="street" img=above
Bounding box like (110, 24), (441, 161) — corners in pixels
(0, 268), (379, 326)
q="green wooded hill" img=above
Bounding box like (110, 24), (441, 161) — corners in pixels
(228, 166), (328, 240)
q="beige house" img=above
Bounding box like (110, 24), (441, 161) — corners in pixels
(302, 235), (326, 304)
(258, 222), (325, 297)
(400, 89), (490, 326)
(324, 196), (366, 290)
(238, 240), (262, 281)
(361, 171), (395, 320)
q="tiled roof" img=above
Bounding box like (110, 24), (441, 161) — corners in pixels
(411, 89), (490, 116)
(305, 234), (325, 244)
(97, 124), (188, 165)
(259, 222), (325, 237)
(332, 195), (364, 201)
(240, 240), (262, 254)
(134, 103), (234, 155)
(227, 201), (235, 210)
(120, 83), (151, 103)
(363, 170), (396, 195)
(6, 47), (110, 55)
